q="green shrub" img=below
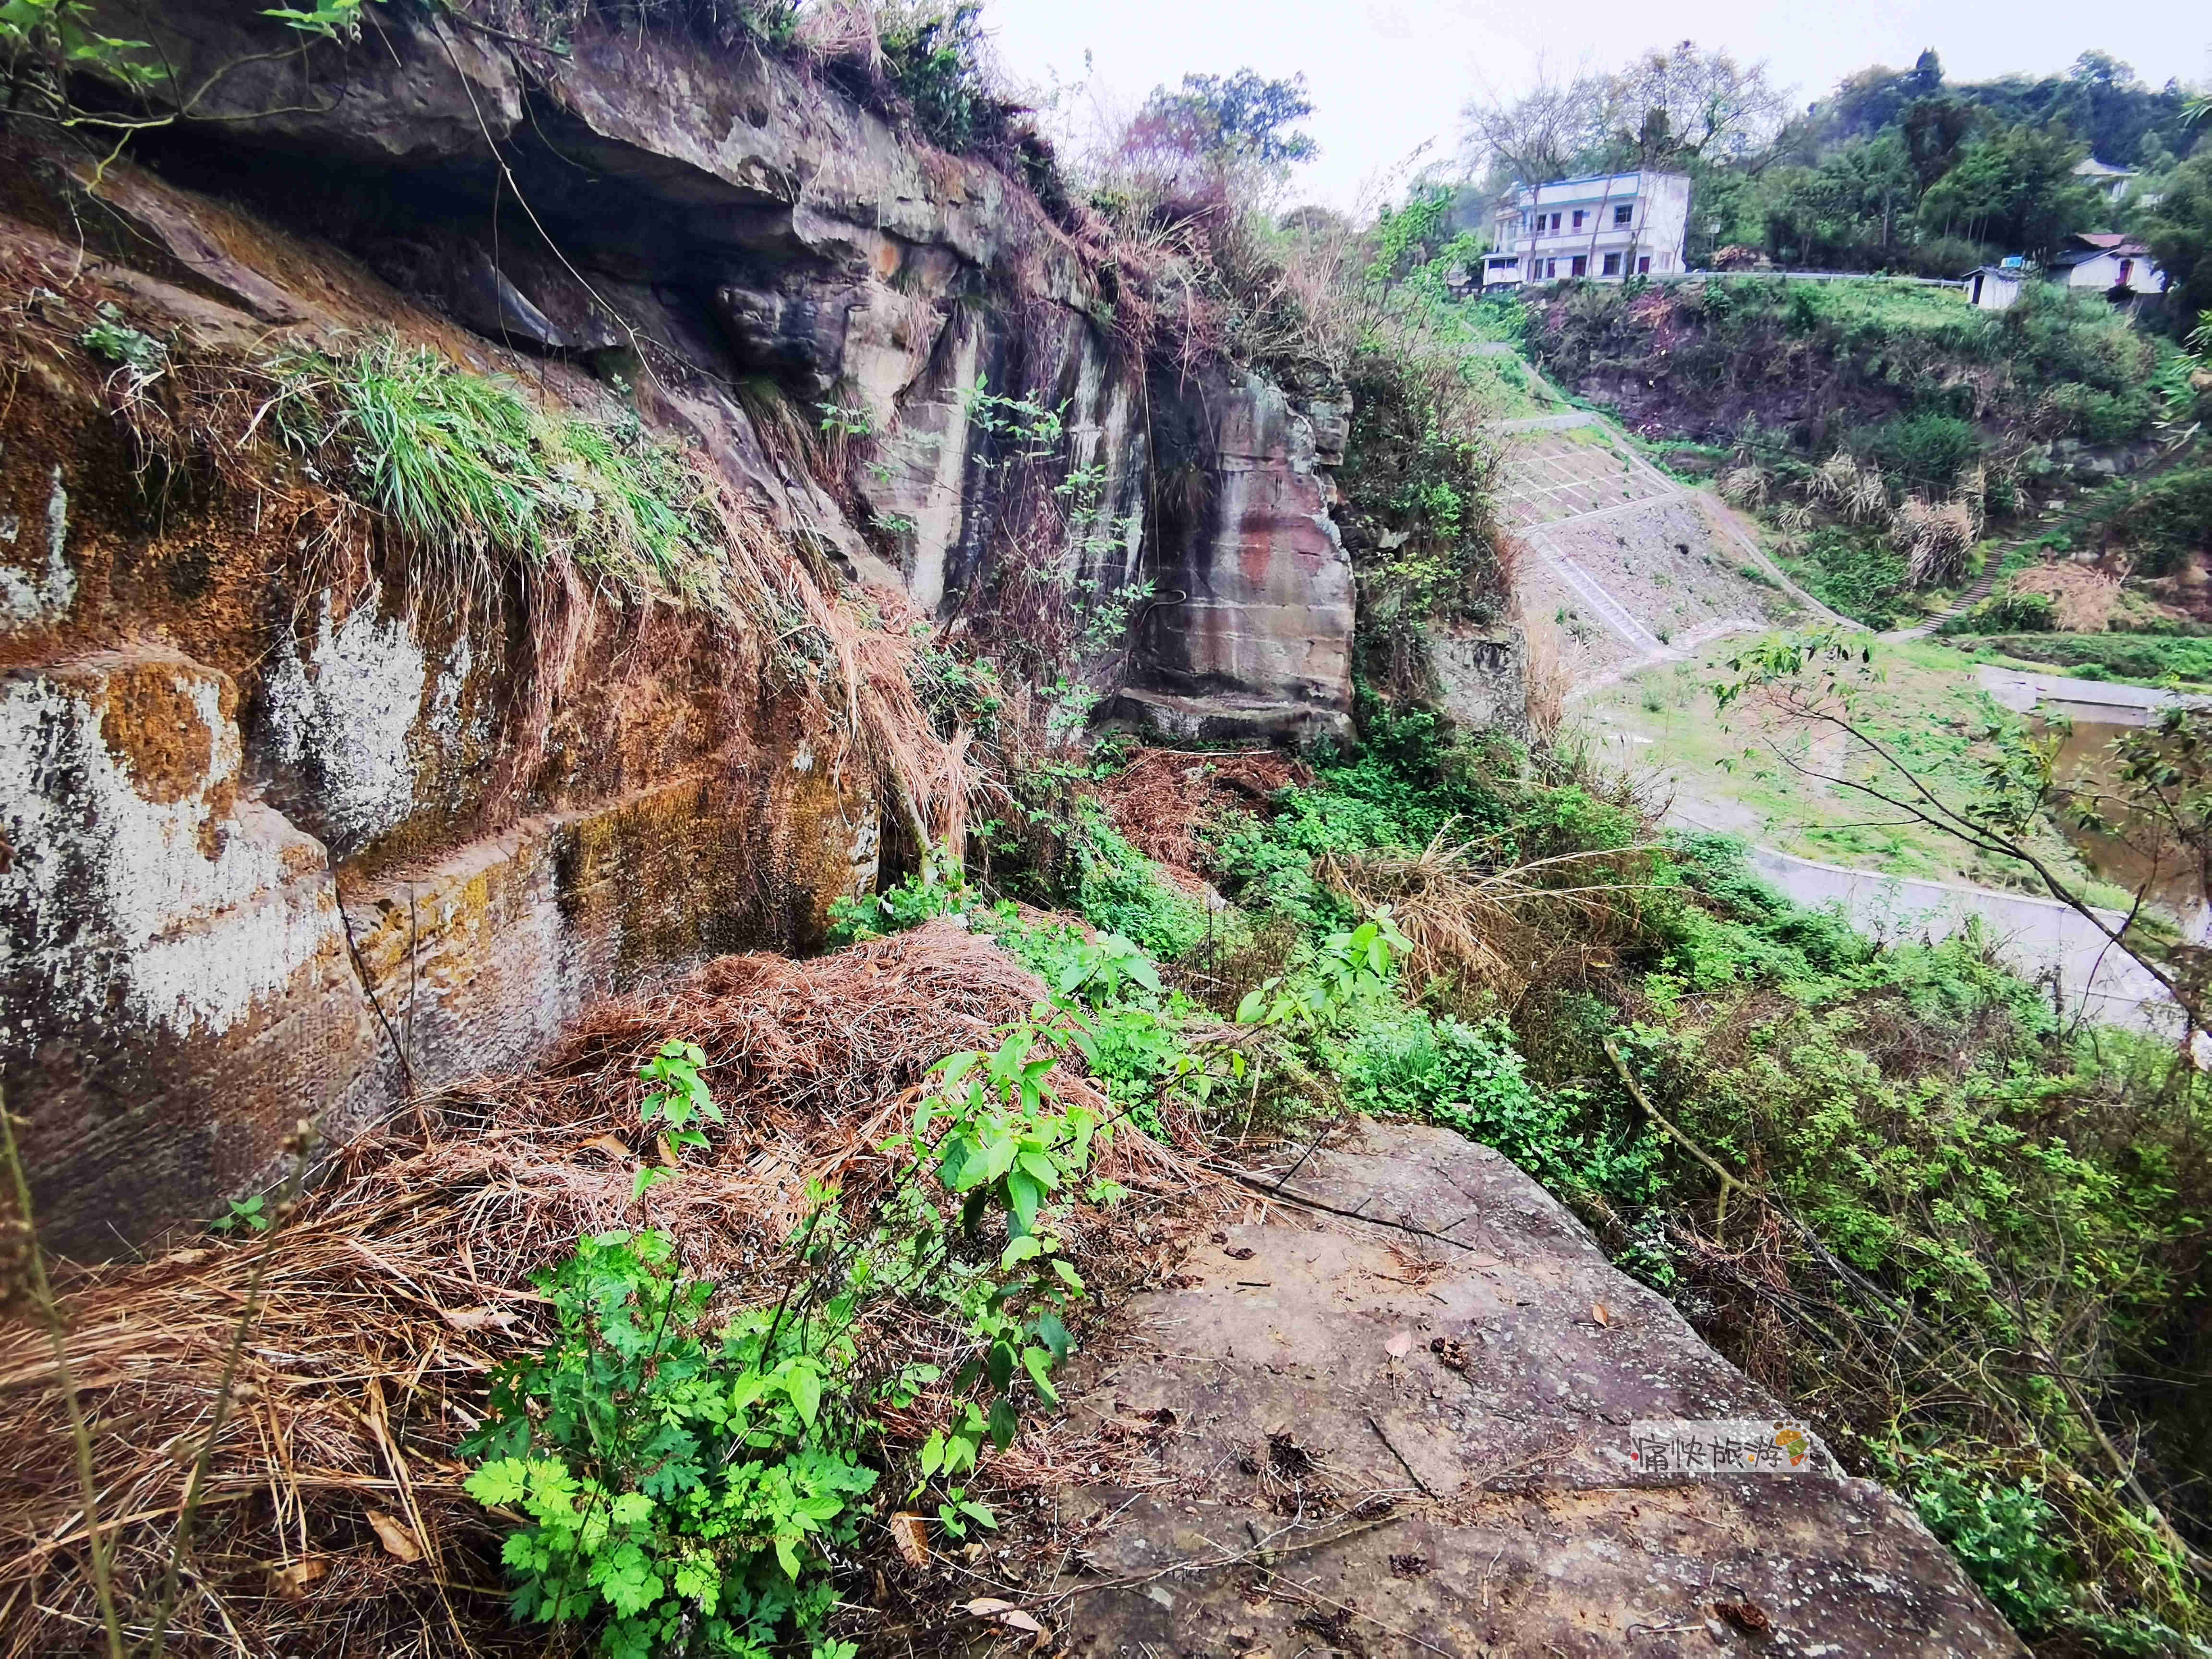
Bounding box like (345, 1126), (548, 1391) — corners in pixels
(1340, 333), (1506, 693)
(1068, 806), (1208, 960)
(874, 0), (996, 152)
(1792, 528), (1914, 627)
(1910, 1463), (2072, 1636)
(463, 996), (1146, 1659)
(463, 1230), (875, 1659)
(1336, 1004), (1658, 1202)
(1866, 410), (1980, 493)
(2107, 468), (2212, 579)
(1948, 589), (2057, 634)
(825, 843), (974, 945)
(1972, 631), (2212, 685)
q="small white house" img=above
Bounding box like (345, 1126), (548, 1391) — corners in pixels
(1963, 263), (2026, 310)
(2071, 157), (2139, 204)
(2048, 233), (2167, 296)
(1484, 170), (1692, 288)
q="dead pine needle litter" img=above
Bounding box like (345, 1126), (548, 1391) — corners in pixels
(0, 921), (1238, 1657)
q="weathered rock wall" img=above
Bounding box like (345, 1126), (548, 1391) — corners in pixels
(0, 2), (1488, 1253)
(0, 194), (880, 1252)
(1117, 368), (1357, 745)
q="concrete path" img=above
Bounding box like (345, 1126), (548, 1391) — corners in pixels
(1977, 664), (2212, 722)
(1049, 1122), (2028, 1658)
(1495, 409), (1599, 433)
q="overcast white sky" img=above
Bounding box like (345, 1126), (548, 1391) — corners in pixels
(980, 0), (2212, 213)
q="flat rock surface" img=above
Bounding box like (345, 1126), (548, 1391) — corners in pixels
(1043, 1122), (2022, 1658)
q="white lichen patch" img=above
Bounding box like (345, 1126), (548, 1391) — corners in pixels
(0, 662), (339, 1037)
(0, 466), (79, 625)
(264, 598), (430, 846)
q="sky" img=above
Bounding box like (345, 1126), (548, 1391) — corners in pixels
(979, 0), (2212, 213)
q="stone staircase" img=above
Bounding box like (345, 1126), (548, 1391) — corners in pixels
(1885, 546), (2003, 641)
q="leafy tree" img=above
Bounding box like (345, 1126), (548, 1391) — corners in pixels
(1120, 68), (1316, 202)
(1819, 62), (1925, 145)
(2143, 152), (2212, 334)
(1763, 133), (1921, 265)
(1132, 69), (1316, 168)
(1899, 95), (1975, 190)
(2062, 50), (2158, 164)
(1811, 51), (2199, 170)
(1915, 121), (2098, 256)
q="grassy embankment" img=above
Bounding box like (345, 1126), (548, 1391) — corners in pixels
(1574, 633), (2140, 908)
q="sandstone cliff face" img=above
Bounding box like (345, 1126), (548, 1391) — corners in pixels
(1118, 370), (1358, 745)
(0, 5), (1392, 1253)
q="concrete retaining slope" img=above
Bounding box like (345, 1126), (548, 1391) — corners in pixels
(1048, 1122), (2024, 1658)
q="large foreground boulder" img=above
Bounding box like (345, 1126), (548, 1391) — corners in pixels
(1049, 1122), (2023, 1657)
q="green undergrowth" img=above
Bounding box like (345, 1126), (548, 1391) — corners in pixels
(1066, 804), (1210, 960)
(1781, 525), (1918, 627)
(2104, 468), (2212, 580)
(1970, 631), (2212, 687)
(1538, 278), (2159, 457)
(461, 925), (1211, 1658)
(1124, 706), (2205, 1656)
(827, 696), (2210, 1654)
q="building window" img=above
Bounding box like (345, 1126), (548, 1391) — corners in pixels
(1613, 203), (1634, 226)
(1571, 255), (1587, 277)
(1602, 252), (1622, 276)
(2118, 258), (2134, 286)
(1545, 259), (1557, 278)
(1550, 212), (1562, 231)
(1571, 209), (1585, 229)
(1638, 256), (1651, 275)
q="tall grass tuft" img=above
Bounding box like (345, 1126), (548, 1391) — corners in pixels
(275, 340), (729, 609)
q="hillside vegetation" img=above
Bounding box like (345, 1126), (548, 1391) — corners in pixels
(4, 10), (2212, 1659)
(1531, 276), (2207, 626)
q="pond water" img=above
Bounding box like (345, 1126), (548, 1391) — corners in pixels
(2039, 712), (2212, 945)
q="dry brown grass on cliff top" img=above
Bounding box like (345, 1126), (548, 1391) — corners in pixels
(0, 923), (1231, 1658)
(1094, 745), (1308, 889)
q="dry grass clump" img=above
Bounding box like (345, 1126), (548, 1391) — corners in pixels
(1522, 607), (1570, 744)
(1320, 829), (1669, 1008)
(0, 924), (1221, 1658)
(1809, 453), (1893, 526)
(1094, 746), (1309, 887)
(1718, 465), (1767, 510)
(1893, 495), (1979, 588)
(2001, 562), (2127, 632)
